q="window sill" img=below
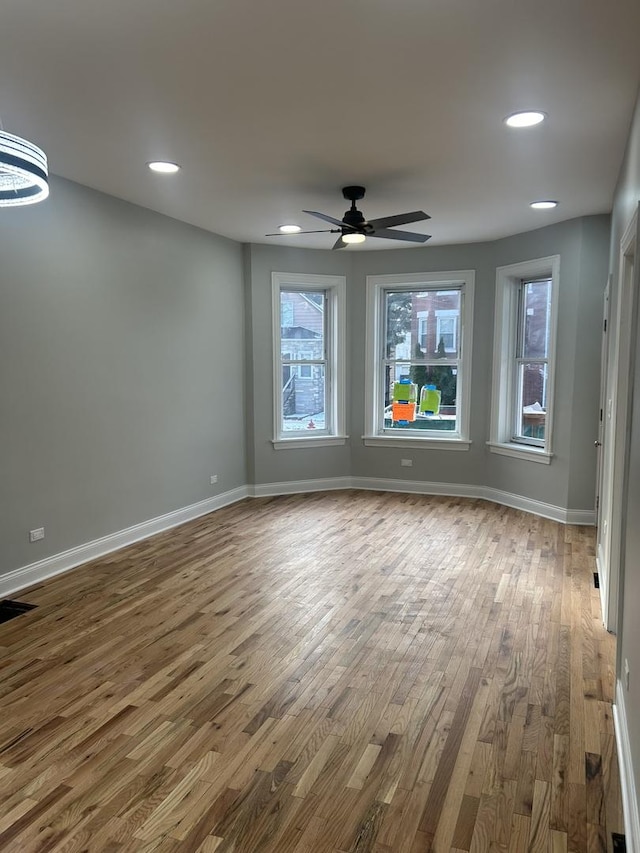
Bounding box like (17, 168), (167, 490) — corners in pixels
(272, 435), (349, 450)
(487, 441), (552, 464)
(362, 435), (471, 451)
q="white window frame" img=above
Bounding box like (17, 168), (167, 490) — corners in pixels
(435, 309), (458, 353)
(417, 310), (429, 351)
(272, 272), (347, 449)
(364, 271), (475, 450)
(489, 256), (560, 464)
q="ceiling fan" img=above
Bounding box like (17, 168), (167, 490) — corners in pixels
(266, 186), (432, 250)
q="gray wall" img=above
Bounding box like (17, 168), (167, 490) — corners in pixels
(610, 85), (640, 814)
(245, 245), (353, 486)
(0, 176), (246, 577)
(246, 216), (610, 512)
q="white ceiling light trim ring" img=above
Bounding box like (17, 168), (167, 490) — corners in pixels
(0, 131), (49, 207)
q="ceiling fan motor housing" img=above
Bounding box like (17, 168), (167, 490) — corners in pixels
(342, 186), (367, 230)
(343, 208), (366, 228)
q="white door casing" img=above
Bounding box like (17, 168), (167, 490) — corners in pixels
(599, 206), (639, 634)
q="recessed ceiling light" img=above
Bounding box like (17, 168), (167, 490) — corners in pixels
(342, 232), (366, 244)
(147, 161), (181, 173)
(530, 200), (558, 209)
(504, 111), (546, 128)
(279, 224), (302, 233)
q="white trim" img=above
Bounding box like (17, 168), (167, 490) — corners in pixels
(363, 436), (470, 451)
(595, 277), (612, 631)
(595, 552), (609, 629)
(251, 476), (594, 524)
(365, 270), (475, 444)
(486, 441), (553, 464)
(564, 507), (598, 525)
(272, 435), (348, 449)
(614, 680), (640, 853)
(491, 256), (560, 455)
(603, 208), (639, 633)
(0, 486), (249, 599)
(250, 477), (352, 497)
(272, 272), (346, 444)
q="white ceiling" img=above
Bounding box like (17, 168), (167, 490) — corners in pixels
(2, 0), (640, 249)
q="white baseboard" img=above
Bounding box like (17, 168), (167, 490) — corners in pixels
(250, 477), (352, 498)
(351, 477), (594, 525)
(614, 680), (640, 853)
(1, 476), (594, 599)
(0, 486), (249, 599)
(482, 486), (595, 525)
(250, 476), (594, 524)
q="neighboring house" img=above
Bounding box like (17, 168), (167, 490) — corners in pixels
(280, 291), (325, 422)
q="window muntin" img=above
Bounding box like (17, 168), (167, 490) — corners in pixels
(272, 273), (346, 444)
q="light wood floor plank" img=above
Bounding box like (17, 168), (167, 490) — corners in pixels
(0, 491), (624, 851)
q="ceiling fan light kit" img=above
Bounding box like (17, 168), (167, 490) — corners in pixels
(267, 185), (432, 249)
(342, 232), (366, 244)
(0, 130), (49, 207)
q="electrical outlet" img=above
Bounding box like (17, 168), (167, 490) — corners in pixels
(29, 527), (45, 543)
(210, 475), (218, 485)
(401, 459), (413, 467)
(624, 658), (630, 691)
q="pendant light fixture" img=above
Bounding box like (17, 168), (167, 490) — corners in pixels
(0, 130), (49, 207)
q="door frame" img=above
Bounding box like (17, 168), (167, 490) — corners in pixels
(595, 277), (610, 618)
(599, 206), (639, 632)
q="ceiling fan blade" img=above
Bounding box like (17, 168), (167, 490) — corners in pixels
(303, 210), (350, 228)
(265, 229), (340, 236)
(331, 236), (347, 250)
(369, 228), (432, 243)
(366, 211), (431, 230)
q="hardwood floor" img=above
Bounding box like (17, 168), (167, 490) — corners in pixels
(0, 491), (623, 852)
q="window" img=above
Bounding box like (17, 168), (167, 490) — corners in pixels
(364, 271), (475, 449)
(490, 256), (559, 463)
(272, 272), (347, 448)
(417, 311), (428, 350)
(436, 310), (458, 353)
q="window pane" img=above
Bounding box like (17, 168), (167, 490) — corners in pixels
(516, 362), (548, 440)
(383, 362), (458, 432)
(280, 291), (324, 360)
(436, 316), (457, 353)
(385, 289), (461, 360)
(385, 292), (412, 358)
(522, 280), (551, 358)
(281, 364), (326, 432)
